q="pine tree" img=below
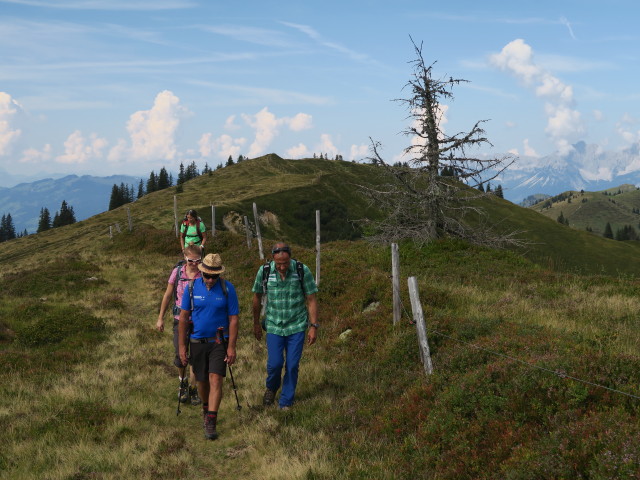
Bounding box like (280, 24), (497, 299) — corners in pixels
(52, 200), (76, 228)
(0, 214), (16, 242)
(177, 163), (185, 184)
(226, 156), (234, 167)
(37, 207), (51, 233)
(603, 222), (614, 239)
(495, 185), (504, 199)
(137, 179), (145, 199)
(158, 167), (170, 189)
(146, 171), (157, 193)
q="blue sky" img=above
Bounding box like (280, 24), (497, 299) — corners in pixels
(1, 0), (639, 183)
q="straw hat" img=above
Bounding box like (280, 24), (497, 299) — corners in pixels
(198, 253), (225, 275)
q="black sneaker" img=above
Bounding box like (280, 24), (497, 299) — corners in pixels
(263, 388), (276, 406)
(204, 414), (218, 440)
(189, 386), (202, 406)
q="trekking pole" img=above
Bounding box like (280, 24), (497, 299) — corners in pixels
(217, 327), (242, 411)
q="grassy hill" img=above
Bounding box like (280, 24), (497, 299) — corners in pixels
(0, 157), (639, 479)
(529, 183), (640, 237)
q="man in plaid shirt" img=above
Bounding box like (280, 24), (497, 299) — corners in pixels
(252, 242), (319, 409)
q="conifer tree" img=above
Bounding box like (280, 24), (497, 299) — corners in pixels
(495, 185), (504, 198)
(603, 222), (614, 239)
(147, 171), (158, 193)
(52, 200), (76, 228)
(158, 167), (170, 189)
(137, 179), (145, 199)
(37, 207), (51, 233)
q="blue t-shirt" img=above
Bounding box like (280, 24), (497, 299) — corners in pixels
(180, 277), (239, 339)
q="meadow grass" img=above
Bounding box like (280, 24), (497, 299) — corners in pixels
(0, 171), (639, 478)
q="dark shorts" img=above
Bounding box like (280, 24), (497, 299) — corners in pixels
(189, 341), (227, 382)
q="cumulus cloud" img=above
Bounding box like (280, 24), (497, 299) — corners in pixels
(289, 113), (313, 131)
(198, 132), (246, 160)
(111, 90), (186, 163)
(523, 139), (539, 157)
(20, 143), (52, 163)
(350, 143), (369, 160)
(593, 110), (604, 121)
(241, 107), (313, 158)
(0, 92), (22, 156)
(286, 143), (310, 158)
(224, 115), (241, 131)
(490, 39), (585, 152)
(56, 130), (108, 164)
(615, 113), (640, 144)
(316, 134), (338, 158)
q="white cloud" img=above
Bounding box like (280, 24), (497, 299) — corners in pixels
(124, 90), (186, 161)
(350, 143), (369, 160)
(316, 133), (338, 158)
(508, 148), (519, 155)
(523, 139), (539, 157)
(286, 143), (310, 158)
(198, 132), (246, 160)
(490, 39), (585, 152)
(289, 113), (313, 131)
(224, 115), (241, 131)
(56, 130), (108, 164)
(20, 143), (52, 163)
(240, 107), (313, 158)
(0, 92), (22, 156)
(593, 110), (604, 121)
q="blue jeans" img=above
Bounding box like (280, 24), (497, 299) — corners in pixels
(265, 331), (305, 407)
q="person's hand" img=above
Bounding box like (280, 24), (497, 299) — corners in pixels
(253, 322), (263, 341)
(156, 317), (164, 332)
(179, 347), (188, 366)
(225, 347), (236, 366)
(307, 327), (317, 346)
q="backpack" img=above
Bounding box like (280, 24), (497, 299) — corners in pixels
(261, 259), (306, 295)
(171, 260), (186, 316)
(182, 216), (203, 244)
(260, 259), (306, 330)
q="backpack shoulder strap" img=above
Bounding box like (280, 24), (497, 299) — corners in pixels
(189, 279), (196, 311)
(220, 278), (228, 297)
(293, 259), (306, 295)
(173, 261), (185, 304)
(261, 262), (271, 293)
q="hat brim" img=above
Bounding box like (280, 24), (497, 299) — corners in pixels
(198, 263), (225, 274)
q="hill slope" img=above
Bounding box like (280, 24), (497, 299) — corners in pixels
(0, 156), (638, 478)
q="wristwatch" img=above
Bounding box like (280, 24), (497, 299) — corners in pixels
(309, 323), (320, 329)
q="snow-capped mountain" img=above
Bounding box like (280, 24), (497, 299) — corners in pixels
(499, 141), (640, 203)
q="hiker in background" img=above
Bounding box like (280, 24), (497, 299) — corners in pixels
(180, 209), (207, 253)
(252, 242), (319, 410)
(156, 244), (202, 406)
(179, 253), (239, 440)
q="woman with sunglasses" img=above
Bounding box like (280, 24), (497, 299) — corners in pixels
(156, 244), (203, 406)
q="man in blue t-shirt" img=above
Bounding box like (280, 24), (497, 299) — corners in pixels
(178, 253), (239, 440)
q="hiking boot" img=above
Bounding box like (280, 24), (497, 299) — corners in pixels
(204, 414), (218, 440)
(263, 388), (276, 406)
(189, 386), (201, 406)
(178, 380), (189, 403)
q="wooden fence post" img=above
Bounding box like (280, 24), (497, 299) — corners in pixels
(392, 243), (401, 325)
(109, 226), (113, 239)
(253, 202), (264, 260)
(243, 215), (252, 248)
(126, 207), (133, 232)
(408, 276), (433, 376)
(211, 204), (215, 237)
(315, 210), (321, 285)
(115, 223), (121, 233)
(173, 195), (179, 237)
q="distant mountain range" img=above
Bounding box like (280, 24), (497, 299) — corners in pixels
(499, 141), (640, 203)
(0, 174), (141, 233)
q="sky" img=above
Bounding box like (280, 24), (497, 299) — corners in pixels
(1, 0), (640, 184)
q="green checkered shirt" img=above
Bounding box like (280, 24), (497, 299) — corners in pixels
(252, 259), (318, 336)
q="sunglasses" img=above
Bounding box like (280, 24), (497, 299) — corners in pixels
(186, 258), (201, 264)
(202, 273), (220, 280)
(271, 247), (291, 255)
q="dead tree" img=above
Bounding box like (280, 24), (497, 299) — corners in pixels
(361, 39), (522, 248)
